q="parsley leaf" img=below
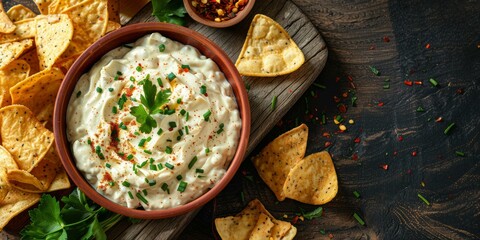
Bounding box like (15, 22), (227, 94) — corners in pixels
(21, 195), (66, 239)
(301, 207), (323, 220)
(151, 0), (187, 26)
(130, 79), (171, 133)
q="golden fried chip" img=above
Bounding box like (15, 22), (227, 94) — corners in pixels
(0, 39), (33, 70)
(6, 5), (36, 22)
(61, 0), (108, 43)
(7, 170), (45, 192)
(252, 124), (308, 201)
(19, 48), (40, 75)
(108, 0), (120, 23)
(35, 14), (74, 70)
(0, 105), (54, 171)
(0, 60), (30, 107)
(0, 146), (18, 203)
(49, 0), (78, 14)
(235, 14), (305, 77)
(215, 215), (258, 240)
(249, 213), (274, 240)
(270, 219), (296, 240)
(33, 0), (56, 15)
(47, 0), (59, 14)
(10, 68), (63, 130)
(106, 21), (121, 34)
(283, 151), (338, 205)
(0, 1), (16, 34)
(0, 18), (36, 44)
(46, 168), (71, 192)
(0, 188), (40, 231)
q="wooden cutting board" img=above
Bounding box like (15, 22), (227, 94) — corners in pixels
(0, 0), (326, 239)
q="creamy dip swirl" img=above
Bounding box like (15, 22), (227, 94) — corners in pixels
(67, 33), (241, 210)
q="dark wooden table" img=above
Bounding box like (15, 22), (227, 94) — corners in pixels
(180, 0), (480, 239)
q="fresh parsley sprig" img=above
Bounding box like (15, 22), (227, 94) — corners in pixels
(20, 188), (125, 240)
(151, 0), (187, 26)
(299, 206), (323, 220)
(130, 79), (171, 133)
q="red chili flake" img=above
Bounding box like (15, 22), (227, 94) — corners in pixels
(288, 89), (293, 93)
(324, 141), (332, 148)
(291, 215), (299, 224)
(103, 172), (113, 182)
(125, 86), (135, 97)
(338, 104), (347, 113)
(354, 137), (361, 143)
(398, 136), (403, 141)
(333, 96), (341, 103)
(347, 75), (353, 82)
(383, 36), (390, 42)
(377, 101), (384, 107)
(329, 233), (334, 239)
(380, 164), (389, 170)
(168, 128), (173, 131)
(393, 151), (398, 156)
(414, 81), (423, 85)
(335, 77), (341, 82)
(435, 117), (443, 122)
(342, 92), (349, 98)
(412, 151), (417, 157)
(456, 88), (464, 95)
(425, 43), (431, 49)
(352, 153), (358, 161)
(404, 80), (413, 86)
(322, 132), (331, 138)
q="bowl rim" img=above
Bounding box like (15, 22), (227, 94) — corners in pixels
(183, 0), (255, 28)
(53, 22), (251, 219)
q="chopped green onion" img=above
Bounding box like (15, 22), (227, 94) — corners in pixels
(128, 191), (134, 199)
(180, 109), (186, 115)
(429, 78), (438, 87)
(369, 66), (380, 76)
(444, 123), (455, 135)
(271, 96), (277, 110)
(116, 71), (123, 75)
(178, 129), (183, 136)
(205, 148), (210, 154)
(169, 121), (177, 128)
(108, 88), (114, 92)
(136, 192), (148, 204)
(195, 168), (204, 173)
(353, 191), (361, 198)
(95, 146), (105, 160)
(353, 213), (365, 225)
(109, 181), (115, 186)
(181, 64), (190, 70)
(118, 94), (127, 110)
(200, 85), (207, 94)
(157, 163), (164, 170)
(129, 76), (135, 82)
(188, 156), (198, 169)
(165, 146), (172, 154)
(383, 84), (390, 89)
(122, 181), (131, 187)
(455, 151), (465, 157)
(127, 154), (134, 160)
(138, 160), (148, 168)
(184, 126), (189, 135)
(167, 72), (176, 81)
(313, 83), (326, 89)
(138, 138), (147, 147)
(144, 150), (152, 154)
(416, 106), (425, 112)
(176, 175), (183, 180)
(96, 87), (103, 93)
(185, 112), (189, 121)
(417, 193), (430, 205)
(76, 91), (82, 98)
(119, 122), (127, 130)
(203, 110), (211, 121)
(158, 44), (165, 52)
(351, 96), (358, 107)
(148, 179), (156, 186)
(177, 98), (182, 104)
(157, 77), (163, 87)
(105, 163), (111, 168)
(136, 65), (142, 72)
(133, 164), (138, 175)
(177, 181), (187, 192)
(149, 164), (157, 170)
(142, 189), (148, 196)
(161, 183), (170, 194)
(157, 128), (163, 135)
(165, 162), (174, 169)
(112, 106), (118, 114)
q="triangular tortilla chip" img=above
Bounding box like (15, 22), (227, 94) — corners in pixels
(46, 168), (71, 192)
(0, 39), (33, 70)
(0, 188), (40, 231)
(283, 151), (338, 205)
(235, 14), (305, 77)
(0, 18), (36, 44)
(249, 213), (275, 240)
(108, 0), (120, 23)
(252, 124), (308, 201)
(0, 146), (18, 203)
(19, 48), (40, 75)
(0, 105), (54, 171)
(6, 5), (37, 22)
(0, 59), (30, 107)
(35, 14), (74, 70)
(61, 0), (108, 43)
(0, 1), (16, 34)
(33, 0), (56, 15)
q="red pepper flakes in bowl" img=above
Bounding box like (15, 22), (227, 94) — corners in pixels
(191, 0), (249, 22)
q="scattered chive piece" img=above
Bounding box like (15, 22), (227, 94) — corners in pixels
(161, 183), (170, 194)
(185, 112), (189, 121)
(158, 44), (165, 52)
(76, 91), (82, 98)
(130, 76), (135, 82)
(176, 175), (183, 180)
(167, 72), (176, 81)
(176, 136), (181, 141)
(157, 163), (164, 170)
(181, 64), (190, 70)
(177, 98), (182, 104)
(188, 156), (198, 169)
(157, 77), (163, 87)
(320, 229), (326, 235)
(178, 129), (183, 136)
(95, 146), (105, 160)
(353, 213), (365, 225)
(127, 154), (134, 160)
(116, 71), (123, 75)
(119, 122), (127, 130)
(133, 164), (138, 175)
(429, 78), (438, 87)
(169, 121), (177, 128)
(136, 192), (148, 204)
(105, 163), (111, 168)
(369, 66), (380, 76)
(416, 106), (425, 112)
(177, 181), (187, 192)
(87, 139), (92, 144)
(351, 96), (358, 106)
(353, 191), (361, 198)
(157, 128), (163, 135)
(136, 65), (142, 72)
(417, 193), (430, 205)
(144, 149), (152, 154)
(203, 110), (211, 121)
(444, 123), (455, 135)
(134, 131), (140, 136)
(313, 83), (326, 89)
(271, 96), (278, 110)
(138, 160), (148, 168)
(185, 126), (189, 135)
(142, 189), (148, 196)
(165, 146), (172, 154)
(245, 83), (251, 91)
(165, 162), (174, 169)
(138, 139), (147, 147)
(108, 88), (114, 92)
(112, 106), (118, 114)
(180, 109), (186, 115)
(200, 85), (207, 94)
(196, 168), (204, 173)
(455, 151), (465, 157)
(109, 181), (115, 186)
(118, 94), (127, 110)
(148, 179), (156, 186)
(240, 191), (245, 204)
(205, 148), (210, 154)
(383, 84), (390, 89)
(122, 181), (131, 187)
(128, 191), (134, 199)
(96, 87), (103, 93)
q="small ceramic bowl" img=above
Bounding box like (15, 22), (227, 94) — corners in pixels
(183, 0), (255, 28)
(53, 23), (250, 219)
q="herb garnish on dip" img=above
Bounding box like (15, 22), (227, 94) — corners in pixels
(67, 33), (241, 210)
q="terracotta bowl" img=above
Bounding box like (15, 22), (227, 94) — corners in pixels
(53, 23), (250, 219)
(183, 0), (255, 28)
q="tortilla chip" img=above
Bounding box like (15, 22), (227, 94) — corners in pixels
(281, 226), (297, 240)
(0, 39), (33, 70)
(49, 0), (78, 14)
(0, 18), (36, 44)
(108, 0), (120, 23)
(0, 188), (40, 231)
(0, 59), (30, 107)
(106, 21), (121, 34)
(249, 213), (274, 240)
(252, 124), (308, 201)
(0, 146), (18, 203)
(215, 214), (258, 240)
(6, 5), (37, 22)
(61, 0), (108, 43)
(0, 105), (54, 171)
(47, 0), (59, 14)
(19, 48), (40, 75)
(235, 14), (305, 77)
(10, 68), (64, 130)
(46, 168), (71, 192)
(270, 219), (295, 240)
(0, 2), (16, 34)
(283, 151), (338, 205)
(33, 0), (56, 15)
(35, 14), (74, 70)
